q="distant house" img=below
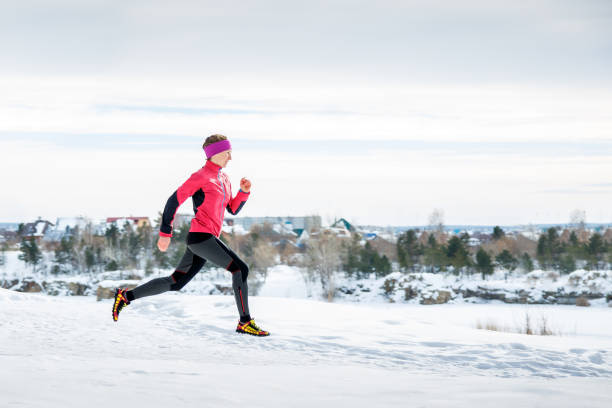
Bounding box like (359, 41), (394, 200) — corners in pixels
(519, 230), (539, 241)
(44, 217), (91, 241)
(227, 216), (321, 237)
(272, 222), (299, 236)
(471, 232), (491, 244)
(331, 218), (356, 232)
(467, 237), (481, 247)
(0, 223), (19, 242)
(55, 217), (89, 234)
(367, 235), (398, 262)
(22, 218), (54, 242)
(221, 223), (249, 236)
(311, 226), (352, 239)
(106, 216), (151, 229)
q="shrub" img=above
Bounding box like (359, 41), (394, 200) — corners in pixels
(476, 312), (556, 336)
(576, 297), (591, 307)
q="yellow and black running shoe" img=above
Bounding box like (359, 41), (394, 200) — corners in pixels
(112, 288), (130, 322)
(236, 319), (270, 336)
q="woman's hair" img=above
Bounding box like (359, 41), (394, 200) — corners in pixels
(203, 134), (228, 149)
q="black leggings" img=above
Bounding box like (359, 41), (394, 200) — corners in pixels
(127, 232), (250, 320)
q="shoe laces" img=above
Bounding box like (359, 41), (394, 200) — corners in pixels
(114, 291), (129, 311)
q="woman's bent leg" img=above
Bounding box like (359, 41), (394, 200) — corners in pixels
(127, 247), (205, 301)
(187, 236), (251, 321)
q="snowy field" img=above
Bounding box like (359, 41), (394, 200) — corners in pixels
(1, 288), (611, 408)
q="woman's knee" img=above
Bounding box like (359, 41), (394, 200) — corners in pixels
(169, 273), (186, 291)
(228, 260), (249, 281)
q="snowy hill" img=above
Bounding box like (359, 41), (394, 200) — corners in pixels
(1, 288), (611, 407)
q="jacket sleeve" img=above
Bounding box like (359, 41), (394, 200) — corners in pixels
(159, 171), (202, 237)
(226, 189), (250, 215)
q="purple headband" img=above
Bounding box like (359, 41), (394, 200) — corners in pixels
(204, 140), (232, 159)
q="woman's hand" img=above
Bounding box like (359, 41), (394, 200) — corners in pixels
(240, 177), (252, 193)
(157, 236), (171, 252)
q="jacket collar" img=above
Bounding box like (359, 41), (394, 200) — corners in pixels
(205, 160), (222, 172)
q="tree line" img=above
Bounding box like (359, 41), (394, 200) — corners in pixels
(396, 226), (611, 278)
(8, 221), (612, 285)
(9, 218), (280, 278)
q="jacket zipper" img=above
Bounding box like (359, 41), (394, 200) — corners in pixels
(217, 169), (225, 219)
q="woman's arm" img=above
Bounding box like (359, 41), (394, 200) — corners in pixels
(227, 177), (251, 215)
(159, 171), (203, 238)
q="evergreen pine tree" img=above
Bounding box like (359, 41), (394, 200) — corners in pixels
(54, 236), (75, 273)
(520, 252), (534, 272)
(85, 246), (95, 272)
(128, 229), (142, 268)
(569, 231), (579, 247)
(105, 224), (119, 248)
(492, 226), (505, 240)
(145, 258), (155, 276)
(566, 230), (587, 264)
(559, 254), (576, 274)
(366, 247), (391, 278)
(397, 229), (421, 271)
(377, 254), (392, 277)
(423, 233), (448, 273)
(18, 238), (43, 273)
(536, 234), (549, 268)
(495, 250), (518, 272)
(343, 233), (362, 277)
(446, 235), (470, 273)
(475, 248), (493, 280)
(547, 228), (562, 268)
(586, 233), (605, 269)
(537, 228), (562, 270)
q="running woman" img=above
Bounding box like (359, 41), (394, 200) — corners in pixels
(112, 134), (269, 336)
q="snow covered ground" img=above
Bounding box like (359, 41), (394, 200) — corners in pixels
(1, 288), (611, 408)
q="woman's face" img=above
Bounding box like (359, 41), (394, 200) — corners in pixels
(211, 150), (232, 168)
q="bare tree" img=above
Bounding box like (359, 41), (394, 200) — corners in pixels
(428, 208), (445, 241)
(570, 209), (586, 231)
(305, 230), (343, 302)
(250, 240), (277, 275)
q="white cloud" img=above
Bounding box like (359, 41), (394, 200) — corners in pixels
(1, 77), (611, 143)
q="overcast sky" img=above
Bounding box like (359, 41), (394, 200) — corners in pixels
(1, 0), (611, 226)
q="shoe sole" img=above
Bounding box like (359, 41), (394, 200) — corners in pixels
(112, 289), (126, 322)
(236, 329), (270, 337)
